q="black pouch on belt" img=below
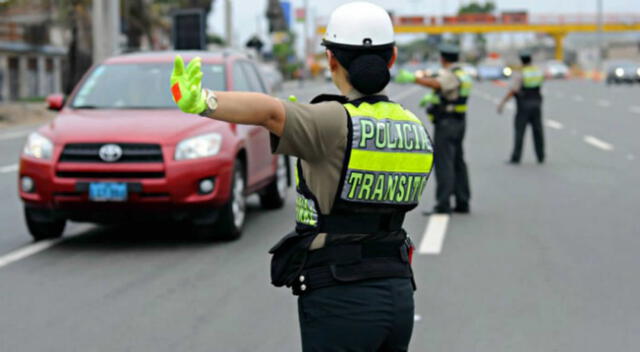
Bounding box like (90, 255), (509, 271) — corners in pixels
(269, 231), (316, 287)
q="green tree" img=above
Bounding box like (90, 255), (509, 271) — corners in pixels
(457, 1), (496, 62)
(458, 1), (495, 14)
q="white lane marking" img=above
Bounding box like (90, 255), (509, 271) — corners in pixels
(583, 135), (614, 151)
(391, 85), (423, 102)
(419, 214), (450, 255)
(627, 154), (635, 161)
(573, 95), (584, 102)
(597, 99), (611, 108)
(629, 106), (640, 114)
(0, 130), (31, 141)
(414, 314), (422, 322)
(0, 163), (18, 173)
(545, 119), (564, 129)
(0, 239), (63, 269)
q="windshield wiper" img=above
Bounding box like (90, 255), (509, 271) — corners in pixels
(114, 106), (176, 110)
(72, 105), (100, 109)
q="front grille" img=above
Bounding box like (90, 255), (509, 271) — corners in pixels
(60, 143), (163, 163)
(56, 171), (165, 179)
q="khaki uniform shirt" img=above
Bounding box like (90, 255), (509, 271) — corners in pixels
(273, 90), (377, 214)
(436, 64), (462, 100)
(509, 71), (524, 92)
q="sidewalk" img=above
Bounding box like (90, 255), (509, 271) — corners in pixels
(0, 102), (54, 129)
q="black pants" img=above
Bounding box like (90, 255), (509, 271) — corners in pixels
(511, 100), (545, 162)
(434, 117), (470, 210)
(298, 278), (414, 352)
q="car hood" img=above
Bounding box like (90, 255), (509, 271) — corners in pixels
(43, 109), (223, 145)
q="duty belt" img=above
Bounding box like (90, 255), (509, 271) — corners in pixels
(291, 241), (413, 295)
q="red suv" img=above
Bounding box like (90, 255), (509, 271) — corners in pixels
(19, 51), (290, 240)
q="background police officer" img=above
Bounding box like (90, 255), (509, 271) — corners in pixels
(498, 49), (545, 164)
(170, 2), (433, 351)
(396, 43), (472, 214)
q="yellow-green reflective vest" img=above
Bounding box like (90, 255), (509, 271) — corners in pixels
(522, 65), (544, 89)
(295, 97), (434, 230)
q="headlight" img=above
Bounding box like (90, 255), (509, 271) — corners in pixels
(175, 133), (222, 160)
(615, 68), (624, 77)
(23, 132), (53, 160)
(503, 67), (512, 76)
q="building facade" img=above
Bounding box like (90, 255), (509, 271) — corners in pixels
(0, 1), (65, 101)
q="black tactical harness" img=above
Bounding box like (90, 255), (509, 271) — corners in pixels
(269, 94), (424, 295)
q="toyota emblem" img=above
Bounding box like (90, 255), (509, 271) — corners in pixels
(99, 144), (123, 162)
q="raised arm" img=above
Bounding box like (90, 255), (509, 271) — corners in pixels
(171, 55), (286, 136)
(395, 69), (442, 90)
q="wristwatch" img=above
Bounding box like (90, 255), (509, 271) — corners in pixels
(199, 89), (218, 117)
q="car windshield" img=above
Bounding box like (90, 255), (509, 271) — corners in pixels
(70, 63), (225, 109)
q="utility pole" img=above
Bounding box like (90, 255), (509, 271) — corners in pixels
(225, 0), (232, 47)
(92, 0), (120, 64)
(303, 0), (309, 61)
(596, 0), (603, 73)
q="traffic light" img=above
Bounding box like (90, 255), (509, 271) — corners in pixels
(172, 9), (206, 50)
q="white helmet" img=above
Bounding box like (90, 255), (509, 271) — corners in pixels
(323, 1), (395, 49)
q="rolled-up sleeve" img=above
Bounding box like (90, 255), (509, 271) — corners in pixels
(270, 100), (348, 162)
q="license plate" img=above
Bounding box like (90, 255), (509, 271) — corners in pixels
(89, 182), (128, 202)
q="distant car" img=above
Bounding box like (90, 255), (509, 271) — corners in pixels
(400, 61), (441, 78)
(605, 60), (640, 84)
(324, 68), (332, 82)
(258, 64), (283, 93)
(543, 60), (569, 79)
(19, 51), (290, 241)
(459, 63), (479, 80)
(477, 59), (510, 80)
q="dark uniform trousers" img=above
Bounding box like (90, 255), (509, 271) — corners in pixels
(298, 277), (414, 352)
(434, 118), (471, 210)
(511, 98), (545, 162)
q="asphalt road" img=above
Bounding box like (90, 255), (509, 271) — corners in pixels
(0, 79), (639, 351)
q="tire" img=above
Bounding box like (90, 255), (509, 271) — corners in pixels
(214, 160), (247, 240)
(24, 207), (65, 241)
(259, 155), (290, 209)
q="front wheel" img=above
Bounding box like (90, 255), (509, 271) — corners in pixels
(24, 207), (66, 241)
(260, 155), (290, 209)
(214, 161), (247, 240)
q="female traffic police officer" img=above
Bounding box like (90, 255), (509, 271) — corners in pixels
(170, 2), (433, 351)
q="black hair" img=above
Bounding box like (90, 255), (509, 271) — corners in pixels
(520, 56), (532, 65)
(441, 52), (459, 63)
(328, 46), (393, 95)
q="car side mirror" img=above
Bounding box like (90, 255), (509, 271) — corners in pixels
(46, 94), (65, 111)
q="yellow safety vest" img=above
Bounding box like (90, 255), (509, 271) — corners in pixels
(522, 65), (544, 89)
(295, 97), (433, 229)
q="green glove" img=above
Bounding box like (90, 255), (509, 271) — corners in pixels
(395, 69), (416, 84)
(419, 93), (431, 107)
(171, 55), (206, 114)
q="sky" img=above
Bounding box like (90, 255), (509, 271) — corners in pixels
(208, 0), (640, 55)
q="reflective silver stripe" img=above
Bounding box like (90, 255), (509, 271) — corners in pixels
(351, 116), (433, 154)
(341, 170), (430, 205)
(296, 191), (318, 226)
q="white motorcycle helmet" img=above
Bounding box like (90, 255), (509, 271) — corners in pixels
(323, 1), (395, 49)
